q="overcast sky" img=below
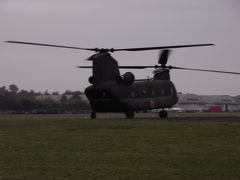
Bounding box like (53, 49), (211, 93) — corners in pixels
(0, 0), (240, 95)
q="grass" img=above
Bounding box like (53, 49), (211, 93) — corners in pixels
(0, 113), (240, 179)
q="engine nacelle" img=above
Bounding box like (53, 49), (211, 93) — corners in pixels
(117, 72), (135, 84)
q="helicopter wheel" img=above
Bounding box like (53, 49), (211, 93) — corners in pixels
(159, 110), (168, 119)
(91, 112), (96, 119)
(125, 111), (134, 119)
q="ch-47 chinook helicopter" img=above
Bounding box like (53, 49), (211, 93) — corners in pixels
(5, 41), (240, 118)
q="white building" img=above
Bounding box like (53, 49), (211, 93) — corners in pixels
(175, 93), (240, 112)
(176, 93), (204, 112)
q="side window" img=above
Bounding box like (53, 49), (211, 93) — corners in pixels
(102, 91), (106, 98)
(131, 91), (135, 97)
(151, 89), (155, 96)
(141, 90), (147, 96)
(161, 89), (165, 96)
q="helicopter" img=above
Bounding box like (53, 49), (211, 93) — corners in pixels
(5, 41), (240, 118)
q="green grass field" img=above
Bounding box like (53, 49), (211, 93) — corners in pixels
(1, 113), (240, 179)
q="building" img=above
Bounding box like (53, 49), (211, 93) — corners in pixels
(175, 93), (240, 112)
(177, 93), (204, 112)
(202, 95), (239, 112)
(234, 95), (240, 111)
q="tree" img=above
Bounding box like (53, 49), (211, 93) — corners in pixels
(64, 90), (73, 95)
(20, 98), (36, 111)
(44, 90), (50, 95)
(52, 91), (59, 95)
(71, 91), (81, 100)
(0, 86), (7, 95)
(9, 84), (19, 93)
(60, 94), (68, 102)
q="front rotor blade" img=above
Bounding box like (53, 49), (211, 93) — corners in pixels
(168, 66), (240, 75)
(5, 41), (97, 51)
(118, 66), (152, 69)
(77, 66), (92, 68)
(5, 41), (214, 52)
(114, 44), (214, 52)
(78, 66), (154, 69)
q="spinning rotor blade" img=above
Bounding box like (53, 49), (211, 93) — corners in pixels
(5, 41), (97, 51)
(78, 66), (152, 69)
(158, 50), (171, 66)
(167, 66), (240, 75)
(118, 66), (152, 69)
(77, 66), (92, 68)
(113, 44), (214, 52)
(115, 65), (240, 75)
(5, 41), (214, 53)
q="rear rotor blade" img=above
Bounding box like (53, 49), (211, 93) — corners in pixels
(168, 66), (240, 75)
(115, 65), (240, 75)
(158, 50), (171, 66)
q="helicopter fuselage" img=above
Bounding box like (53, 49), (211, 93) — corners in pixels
(85, 79), (178, 113)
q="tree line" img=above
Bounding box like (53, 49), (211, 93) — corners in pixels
(0, 84), (90, 114)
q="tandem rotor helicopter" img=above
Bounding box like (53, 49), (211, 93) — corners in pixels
(5, 41), (240, 118)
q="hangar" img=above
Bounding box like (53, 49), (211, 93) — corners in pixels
(176, 93), (204, 112)
(234, 95), (240, 111)
(175, 93), (240, 112)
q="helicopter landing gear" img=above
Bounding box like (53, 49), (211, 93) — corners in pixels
(125, 111), (134, 119)
(159, 110), (168, 118)
(91, 112), (96, 119)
